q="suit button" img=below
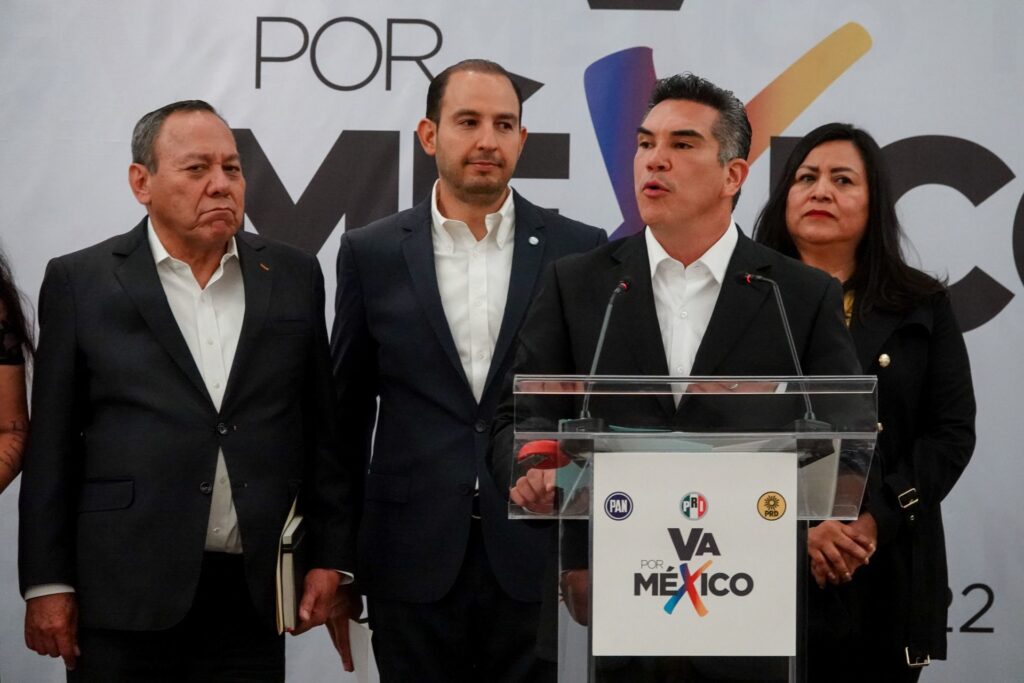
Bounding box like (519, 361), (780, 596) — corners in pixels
(878, 353), (891, 368)
(216, 423), (229, 435)
(458, 483), (472, 495)
(199, 481), (213, 495)
(474, 420), (488, 433)
(877, 422), (884, 433)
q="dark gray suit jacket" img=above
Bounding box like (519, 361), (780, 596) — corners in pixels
(330, 192), (606, 603)
(491, 227), (863, 490)
(19, 218), (354, 632)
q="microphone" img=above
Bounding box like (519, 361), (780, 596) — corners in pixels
(735, 272), (832, 460)
(561, 277), (631, 434)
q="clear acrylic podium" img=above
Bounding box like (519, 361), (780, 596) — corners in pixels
(508, 375), (878, 683)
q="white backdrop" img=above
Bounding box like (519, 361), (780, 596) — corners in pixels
(2, 2), (1021, 681)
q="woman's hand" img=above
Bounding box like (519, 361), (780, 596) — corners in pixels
(807, 512), (877, 588)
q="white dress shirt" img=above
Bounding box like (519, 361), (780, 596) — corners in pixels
(147, 222), (246, 554)
(431, 181), (515, 402)
(647, 222), (738, 404)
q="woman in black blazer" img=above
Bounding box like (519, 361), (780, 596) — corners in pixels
(753, 122), (976, 681)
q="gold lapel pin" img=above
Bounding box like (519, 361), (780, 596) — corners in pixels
(259, 262), (271, 272)
(878, 353), (891, 368)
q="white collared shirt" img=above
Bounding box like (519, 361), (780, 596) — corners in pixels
(148, 220), (246, 554)
(647, 222), (738, 403)
(431, 181), (515, 402)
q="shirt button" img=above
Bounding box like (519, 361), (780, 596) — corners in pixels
(680, 311), (689, 319)
(213, 527), (222, 534)
(206, 339), (214, 346)
(675, 366), (684, 374)
(213, 382), (221, 389)
(216, 423), (229, 435)
(219, 476), (227, 485)
(199, 482), (213, 495)
(474, 420), (488, 433)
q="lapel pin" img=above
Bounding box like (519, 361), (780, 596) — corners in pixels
(528, 236), (539, 246)
(259, 262), (271, 272)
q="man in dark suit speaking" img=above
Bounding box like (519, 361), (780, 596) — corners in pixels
(491, 74), (861, 681)
(328, 60), (606, 681)
(19, 100), (353, 681)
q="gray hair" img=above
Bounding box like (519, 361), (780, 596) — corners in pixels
(131, 100), (226, 171)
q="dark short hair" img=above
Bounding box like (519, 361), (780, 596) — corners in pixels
(131, 100), (226, 172)
(646, 73), (751, 164)
(752, 122), (943, 313)
(425, 59), (523, 124)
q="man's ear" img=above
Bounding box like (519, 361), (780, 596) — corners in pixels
(723, 157), (750, 200)
(128, 163), (152, 206)
(416, 118), (438, 157)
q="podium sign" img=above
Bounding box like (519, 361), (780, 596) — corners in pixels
(591, 451), (797, 657)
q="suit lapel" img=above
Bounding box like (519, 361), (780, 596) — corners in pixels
(483, 194), (546, 395)
(401, 203), (470, 389)
(689, 232), (773, 376)
(113, 218), (213, 405)
(609, 234), (675, 418)
(222, 232), (272, 408)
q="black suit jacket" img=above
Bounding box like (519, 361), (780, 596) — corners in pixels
(330, 192), (606, 603)
(491, 227), (863, 492)
(488, 227), (862, 665)
(844, 289), (975, 660)
(18, 218), (353, 632)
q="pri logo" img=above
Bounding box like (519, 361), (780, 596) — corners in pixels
(680, 492), (707, 521)
(604, 492), (634, 520)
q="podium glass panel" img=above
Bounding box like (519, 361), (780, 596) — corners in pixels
(507, 375), (877, 683)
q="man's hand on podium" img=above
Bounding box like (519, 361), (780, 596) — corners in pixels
(510, 468), (557, 514)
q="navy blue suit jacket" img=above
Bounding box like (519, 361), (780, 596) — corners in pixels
(331, 192), (606, 602)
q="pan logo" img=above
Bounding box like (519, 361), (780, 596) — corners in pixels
(604, 491), (634, 520)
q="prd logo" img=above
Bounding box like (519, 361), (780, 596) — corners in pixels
(604, 492), (634, 520)
(680, 492), (707, 520)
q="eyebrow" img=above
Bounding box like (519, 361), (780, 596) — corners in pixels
(798, 164), (861, 173)
(177, 152), (241, 164)
(636, 126), (705, 139)
(451, 108), (519, 122)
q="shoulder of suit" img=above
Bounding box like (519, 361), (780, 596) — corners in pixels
(50, 220), (147, 270)
(512, 191), (605, 240)
(345, 199), (431, 242)
(548, 230), (632, 278)
(235, 230), (318, 269)
(746, 237), (838, 290)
